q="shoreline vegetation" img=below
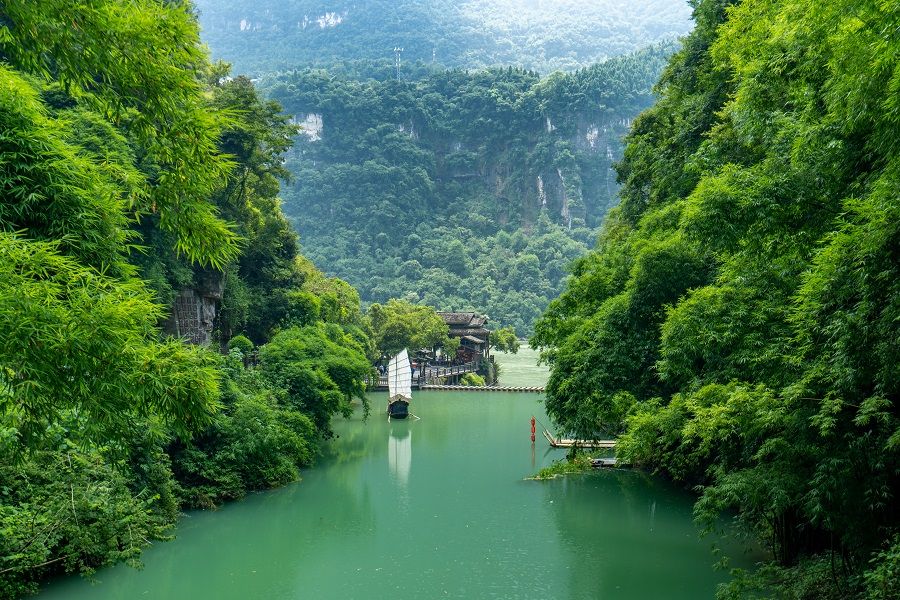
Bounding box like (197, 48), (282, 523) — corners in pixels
(1, 1), (367, 595)
(527, 453), (595, 480)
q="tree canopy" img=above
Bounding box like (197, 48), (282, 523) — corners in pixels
(489, 326), (520, 354)
(0, 0), (237, 455)
(532, 0), (900, 595)
(1, 0), (241, 267)
(259, 323), (371, 436)
(0, 2), (373, 594)
(365, 299), (457, 359)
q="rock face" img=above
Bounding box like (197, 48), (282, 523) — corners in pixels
(297, 113), (323, 141)
(163, 274), (225, 346)
(451, 110), (633, 229)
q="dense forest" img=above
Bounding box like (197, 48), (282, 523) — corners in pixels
(532, 0), (900, 597)
(194, 0), (692, 76)
(267, 44), (673, 334)
(0, 2), (386, 596)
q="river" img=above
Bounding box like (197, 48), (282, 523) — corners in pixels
(37, 350), (758, 599)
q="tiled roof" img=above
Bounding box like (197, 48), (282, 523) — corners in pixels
(437, 311), (476, 325)
(438, 311), (489, 328)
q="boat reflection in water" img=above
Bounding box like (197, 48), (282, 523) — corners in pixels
(388, 425), (411, 488)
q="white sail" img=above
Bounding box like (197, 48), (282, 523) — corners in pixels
(388, 348), (413, 401)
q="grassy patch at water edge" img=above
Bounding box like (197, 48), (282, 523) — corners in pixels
(527, 453), (595, 480)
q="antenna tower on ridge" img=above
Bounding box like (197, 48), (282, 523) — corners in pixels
(394, 47), (404, 81)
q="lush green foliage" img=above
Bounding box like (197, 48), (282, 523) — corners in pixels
(460, 373), (486, 387)
(195, 0), (692, 77)
(0, 235), (221, 453)
(0, 0), (228, 459)
(1, 0), (240, 268)
(0, 2), (372, 595)
(531, 454), (594, 479)
(365, 299), (456, 359)
(532, 0), (900, 595)
(266, 45), (672, 334)
(227, 335), (254, 354)
(259, 324), (371, 436)
(168, 352), (317, 508)
(489, 326), (521, 354)
(0, 448), (177, 597)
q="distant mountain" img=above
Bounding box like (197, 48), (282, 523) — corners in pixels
(194, 0), (692, 76)
(265, 44), (673, 333)
(191, 0), (691, 332)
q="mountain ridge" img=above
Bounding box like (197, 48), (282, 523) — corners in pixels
(195, 0), (692, 76)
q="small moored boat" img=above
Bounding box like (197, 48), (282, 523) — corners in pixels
(387, 349), (412, 420)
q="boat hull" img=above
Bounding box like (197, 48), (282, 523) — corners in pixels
(388, 400), (409, 419)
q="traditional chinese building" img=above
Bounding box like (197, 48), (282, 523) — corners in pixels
(437, 312), (491, 362)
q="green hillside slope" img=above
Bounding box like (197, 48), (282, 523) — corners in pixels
(266, 45), (673, 333)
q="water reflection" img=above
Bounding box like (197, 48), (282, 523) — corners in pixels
(388, 424), (411, 488)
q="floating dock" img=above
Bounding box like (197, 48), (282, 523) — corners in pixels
(421, 385), (545, 392)
(542, 430), (616, 449)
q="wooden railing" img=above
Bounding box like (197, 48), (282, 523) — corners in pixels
(420, 361), (479, 385)
(368, 360), (480, 389)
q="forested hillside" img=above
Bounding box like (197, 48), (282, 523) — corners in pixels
(267, 45), (672, 334)
(532, 0), (900, 596)
(0, 3), (373, 595)
(194, 0), (692, 76)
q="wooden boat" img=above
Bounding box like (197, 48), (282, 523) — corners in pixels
(387, 349), (412, 420)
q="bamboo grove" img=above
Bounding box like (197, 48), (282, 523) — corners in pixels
(532, 0), (900, 597)
(0, 2), (376, 595)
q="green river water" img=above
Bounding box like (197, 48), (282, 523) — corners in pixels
(37, 348), (759, 599)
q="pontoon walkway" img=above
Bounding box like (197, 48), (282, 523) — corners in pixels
(542, 430), (616, 449)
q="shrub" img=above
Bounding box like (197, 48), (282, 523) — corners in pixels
(228, 334), (254, 354)
(460, 372), (486, 386)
